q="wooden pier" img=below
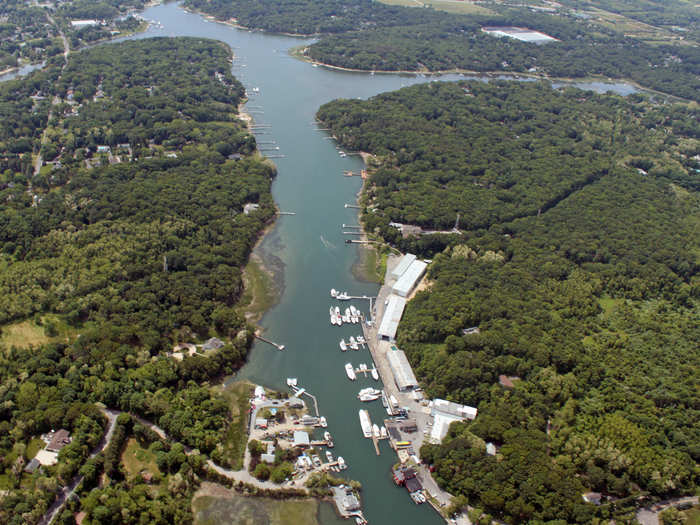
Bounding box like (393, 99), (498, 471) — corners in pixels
(342, 231), (363, 235)
(372, 435), (380, 456)
(344, 204), (361, 209)
(254, 334), (285, 350)
(342, 224), (361, 229)
(266, 154), (286, 158)
(277, 211), (296, 215)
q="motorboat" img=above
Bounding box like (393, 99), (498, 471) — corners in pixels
(330, 288), (338, 297)
(326, 450), (334, 463)
(358, 387), (381, 396)
(359, 363), (368, 372)
(319, 416), (328, 428)
(356, 335), (365, 344)
(350, 305), (358, 316)
(372, 424), (380, 438)
(324, 431), (334, 447)
(380, 426), (388, 439)
(340, 339), (348, 351)
(338, 456), (347, 470)
(359, 410), (372, 438)
(359, 392), (381, 402)
(345, 363), (356, 380)
(286, 378), (298, 387)
(337, 291), (350, 300)
(349, 336), (359, 350)
(371, 368), (379, 381)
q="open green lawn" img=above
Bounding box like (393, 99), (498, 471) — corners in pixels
(193, 493), (320, 525)
(0, 314), (79, 351)
(121, 438), (161, 479)
(26, 438), (45, 460)
(684, 505), (700, 525)
(378, 0), (494, 15)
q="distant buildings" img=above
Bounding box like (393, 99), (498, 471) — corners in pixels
(392, 259), (427, 298)
(481, 26), (558, 43)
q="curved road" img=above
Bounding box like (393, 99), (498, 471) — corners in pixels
(38, 409), (119, 525)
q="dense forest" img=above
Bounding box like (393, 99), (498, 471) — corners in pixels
(0, 37), (274, 523)
(318, 81), (699, 523)
(184, 0), (700, 101)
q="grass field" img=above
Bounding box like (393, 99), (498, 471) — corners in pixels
(26, 438), (45, 460)
(121, 438), (161, 479)
(683, 506), (700, 525)
(215, 380), (254, 470)
(193, 491), (321, 525)
(378, 0), (494, 15)
(0, 315), (78, 350)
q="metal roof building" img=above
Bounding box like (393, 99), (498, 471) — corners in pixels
(392, 260), (427, 297)
(390, 253), (416, 280)
(387, 349), (418, 391)
(377, 294), (406, 341)
(431, 398), (478, 420)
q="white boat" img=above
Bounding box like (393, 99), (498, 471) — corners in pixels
(286, 378), (298, 387)
(390, 394), (399, 408)
(359, 409), (372, 438)
(326, 450), (334, 463)
(335, 306), (341, 317)
(345, 307), (351, 319)
(331, 288), (338, 297)
(340, 339), (348, 351)
(345, 363), (356, 381)
(319, 416), (328, 428)
(357, 335), (365, 344)
(351, 315), (359, 324)
(359, 393), (381, 402)
(371, 368), (379, 381)
(358, 387), (381, 396)
(350, 305), (358, 316)
(337, 292), (350, 300)
(324, 430), (332, 441)
(349, 337), (359, 350)
(372, 424), (380, 438)
(380, 426), (388, 439)
(342, 314), (350, 323)
(359, 363), (368, 372)
(338, 456), (347, 470)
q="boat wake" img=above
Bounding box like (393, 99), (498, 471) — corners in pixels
(320, 235), (336, 250)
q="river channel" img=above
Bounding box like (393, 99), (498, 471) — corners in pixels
(3, 3), (637, 523)
(124, 4), (638, 524)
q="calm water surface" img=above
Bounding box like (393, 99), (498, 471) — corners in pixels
(3, 4), (637, 523)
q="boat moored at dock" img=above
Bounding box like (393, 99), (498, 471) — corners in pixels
(340, 339), (348, 351)
(345, 363), (356, 380)
(359, 409), (372, 438)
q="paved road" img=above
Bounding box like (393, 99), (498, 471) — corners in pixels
(636, 496), (699, 525)
(38, 409), (119, 525)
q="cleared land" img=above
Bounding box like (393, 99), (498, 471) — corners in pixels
(214, 381), (254, 471)
(121, 438), (161, 480)
(379, 0), (494, 15)
(193, 486), (320, 525)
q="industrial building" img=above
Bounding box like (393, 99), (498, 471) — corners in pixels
(392, 259), (427, 297)
(390, 253), (416, 280)
(377, 294), (406, 341)
(387, 349), (419, 391)
(429, 399), (478, 443)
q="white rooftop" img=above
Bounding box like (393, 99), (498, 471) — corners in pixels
(481, 26), (558, 43)
(430, 412), (463, 443)
(387, 348), (419, 391)
(432, 398), (477, 420)
(35, 449), (58, 466)
(392, 259), (427, 297)
(293, 431), (310, 447)
(391, 253), (416, 279)
(378, 294), (406, 340)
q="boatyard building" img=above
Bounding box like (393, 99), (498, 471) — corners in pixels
(430, 399), (478, 443)
(378, 294), (406, 341)
(387, 348), (419, 391)
(390, 253), (417, 280)
(392, 259), (427, 297)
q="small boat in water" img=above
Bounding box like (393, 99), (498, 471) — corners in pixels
(324, 431), (334, 447)
(326, 450), (334, 463)
(286, 378), (298, 387)
(380, 426), (388, 439)
(359, 392), (381, 402)
(357, 335), (365, 344)
(338, 456), (347, 470)
(349, 336), (359, 350)
(319, 416), (328, 428)
(359, 363), (368, 372)
(350, 305), (358, 317)
(337, 291), (350, 300)
(345, 363), (356, 381)
(340, 339), (348, 351)
(330, 288), (338, 297)
(358, 387), (381, 396)
(372, 424), (380, 438)
(371, 368), (379, 381)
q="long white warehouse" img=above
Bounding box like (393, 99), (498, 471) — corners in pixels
(387, 348), (418, 391)
(377, 294), (406, 342)
(392, 259), (427, 298)
(390, 253), (416, 280)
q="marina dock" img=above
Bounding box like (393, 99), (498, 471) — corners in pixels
(344, 203), (361, 209)
(254, 334), (285, 351)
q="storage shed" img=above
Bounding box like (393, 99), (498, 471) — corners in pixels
(390, 253), (417, 280)
(387, 349), (418, 391)
(377, 294), (406, 341)
(392, 260), (427, 297)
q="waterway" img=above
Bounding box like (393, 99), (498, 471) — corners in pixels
(3, 4), (637, 523)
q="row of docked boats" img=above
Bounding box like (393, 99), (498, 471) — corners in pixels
(330, 288), (350, 300)
(358, 409), (388, 439)
(357, 387), (381, 402)
(339, 335), (365, 351)
(329, 305), (362, 325)
(344, 362), (380, 381)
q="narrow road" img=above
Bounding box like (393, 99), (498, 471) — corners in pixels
(38, 409), (119, 525)
(636, 496), (699, 525)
